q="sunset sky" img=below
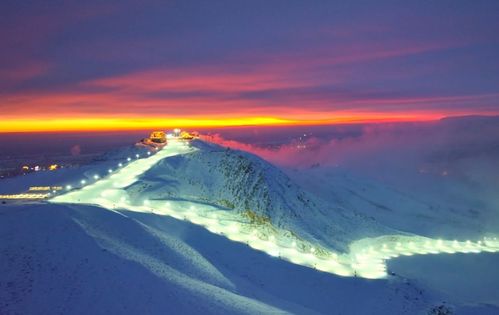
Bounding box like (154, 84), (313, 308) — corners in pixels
(1, 1), (499, 132)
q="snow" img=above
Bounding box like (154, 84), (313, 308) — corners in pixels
(388, 252), (499, 307)
(0, 203), (439, 314)
(1, 130), (499, 314)
(49, 139), (499, 280)
(0, 204), (287, 314)
(286, 166), (492, 240)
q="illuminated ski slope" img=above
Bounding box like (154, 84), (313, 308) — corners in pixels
(50, 139), (499, 279)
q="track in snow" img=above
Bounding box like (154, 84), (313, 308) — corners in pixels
(50, 139), (499, 279)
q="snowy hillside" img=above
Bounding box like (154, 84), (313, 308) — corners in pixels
(286, 167), (489, 240)
(1, 203), (460, 315)
(1, 133), (499, 314)
(0, 144), (149, 196)
(125, 140), (392, 251)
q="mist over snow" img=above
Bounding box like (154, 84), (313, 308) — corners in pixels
(203, 116), (499, 174)
(203, 116), (499, 232)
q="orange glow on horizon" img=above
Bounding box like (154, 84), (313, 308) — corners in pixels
(0, 113), (446, 133)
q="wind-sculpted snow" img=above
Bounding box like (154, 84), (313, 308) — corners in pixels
(50, 139), (499, 280)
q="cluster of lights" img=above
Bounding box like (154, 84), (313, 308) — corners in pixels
(61, 148), (159, 194)
(132, 197), (356, 276)
(29, 186), (62, 191)
(0, 193), (49, 199)
(7, 139), (170, 202)
(351, 236), (499, 278)
(175, 212), (498, 279)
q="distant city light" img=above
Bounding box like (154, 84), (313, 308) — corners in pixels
(65, 185), (72, 190)
(80, 180), (86, 185)
(29, 186), (62, 191)
(93, 175), (100, 180)
(0, 193), (49, 199)
(127, 157), (131, 162)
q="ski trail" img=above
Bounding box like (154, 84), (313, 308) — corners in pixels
(50, 139), (499, 279)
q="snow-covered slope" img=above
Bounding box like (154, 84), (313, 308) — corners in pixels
(125, 140), (392, 251)
(286, 167), (489, 240)
(2, 134), (499, 314)
(0, 203), (454, 315)
(0, 144), (149, 195)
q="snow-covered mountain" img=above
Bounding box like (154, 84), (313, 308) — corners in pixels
(125, 140), (392, 251)
(1, 129), (499, 314)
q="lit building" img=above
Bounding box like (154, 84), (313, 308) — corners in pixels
(149, 131), (167, 143)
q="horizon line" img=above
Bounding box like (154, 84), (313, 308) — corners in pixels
(0, 114), (497, 134)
